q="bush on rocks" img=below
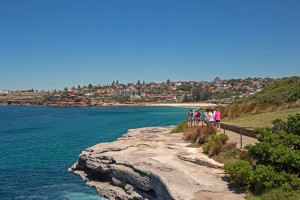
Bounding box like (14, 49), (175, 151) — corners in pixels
(171, 120), (188, 133)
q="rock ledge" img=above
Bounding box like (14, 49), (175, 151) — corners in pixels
(69, 126), (244, 200)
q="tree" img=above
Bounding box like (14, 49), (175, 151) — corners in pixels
(77, 85), (81, 89)
(88, 84), (93, 88)
(116, 80), (119, 85)
(137, 80), (141, 85)
(167, 78), (170, 85)
(183, 95), (190, 102)
(192, 87), (202, 101)
(192, 87), (212, 101)
(143, 80), (145, 85)
(176, 85), (192, 91)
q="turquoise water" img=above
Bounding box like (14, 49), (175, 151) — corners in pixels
(0, 106), (187, 200)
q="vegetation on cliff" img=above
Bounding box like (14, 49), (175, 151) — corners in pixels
(222, 107), (300, 128)
(224, 114), (300, 200)
(181, 126), (241, 159)
(171, 120), (188, 133)
(222, 76), (300, 118)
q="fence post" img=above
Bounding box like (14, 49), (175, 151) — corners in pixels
(240, 128), (243, 149)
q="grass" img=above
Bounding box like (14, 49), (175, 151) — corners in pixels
(211, 151), (239, 164)
(222, 107), (300, 128)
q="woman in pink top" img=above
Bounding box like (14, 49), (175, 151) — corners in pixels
(214, 108), (221, 132)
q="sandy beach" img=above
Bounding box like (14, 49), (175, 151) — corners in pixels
(144, 102), (217, 108)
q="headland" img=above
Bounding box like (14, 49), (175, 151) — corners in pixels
(69, 126), (245, 200)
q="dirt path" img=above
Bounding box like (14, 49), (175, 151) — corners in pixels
(222, 129), (257, 148)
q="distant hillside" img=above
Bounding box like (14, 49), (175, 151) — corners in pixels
(222, 76), (300, 118)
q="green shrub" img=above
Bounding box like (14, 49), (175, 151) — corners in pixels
(224, 148), (237, 158)
(202, 141), (214, 154)
(260, 188), (300, 200)
(221, 142), (238, 158)
(224, 160), (254, 190)
(211, 134), (229, 144)
(225, 114), (300, 194)
(247, 114), (300, 174)
(200, 133), (230, 156)
(171, 120), (188, 133)
(251, 164), (285, 193)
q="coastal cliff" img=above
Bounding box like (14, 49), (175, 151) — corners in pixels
(69, 126), (245, 200)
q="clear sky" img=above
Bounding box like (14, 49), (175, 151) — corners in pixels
(0, 0), (299, 90)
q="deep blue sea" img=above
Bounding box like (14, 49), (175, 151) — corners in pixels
(0, 106), (187, 200)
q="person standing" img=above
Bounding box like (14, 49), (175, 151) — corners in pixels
(214, 108), (221, 132)
(194, 109), (201, 127)
(205, 109), (214, 127)
(187, 109), (194, 127)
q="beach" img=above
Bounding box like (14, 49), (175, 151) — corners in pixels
(144, 102), (217, 108)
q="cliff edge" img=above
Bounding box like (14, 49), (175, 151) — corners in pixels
(69, 126), (245, 200)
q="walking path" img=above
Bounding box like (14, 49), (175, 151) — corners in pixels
(222, 129), (257, 148)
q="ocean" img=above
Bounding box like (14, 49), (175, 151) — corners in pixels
(0, 106), (187, 200)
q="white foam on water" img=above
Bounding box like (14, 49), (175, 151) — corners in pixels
(63, 192), (106, 200)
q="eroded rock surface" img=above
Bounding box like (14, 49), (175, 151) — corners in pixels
(69, 126), (244, 200)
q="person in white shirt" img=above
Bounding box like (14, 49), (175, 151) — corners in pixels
(205, 109), (215, 127)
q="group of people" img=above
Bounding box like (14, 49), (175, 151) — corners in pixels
(187, 107), (221, 131)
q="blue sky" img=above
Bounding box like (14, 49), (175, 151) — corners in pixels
(0, 0), (299, 90)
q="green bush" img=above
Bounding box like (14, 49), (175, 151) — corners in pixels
(224, 148), (237, 158)
(201, 133), (230, 156)
(202, 141), (214, 154)
(225, 161), (300, 194)
(247, 114), (300, 174)
(224, 160), (254, 190)
(220, 142), (238, 158)
(225, 114), (300, 196)
(260, 188), (300, 200)
(251, 164), (286, 193)
(171, 120), (188, 133)
(211, 134), (229, 144)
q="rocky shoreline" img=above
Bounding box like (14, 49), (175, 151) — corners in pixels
(69, 126), (244, 200)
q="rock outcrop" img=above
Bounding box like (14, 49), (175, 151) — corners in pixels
(69, 126), (245, 200)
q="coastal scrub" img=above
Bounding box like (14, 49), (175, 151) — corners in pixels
(224, 114), (300, 199)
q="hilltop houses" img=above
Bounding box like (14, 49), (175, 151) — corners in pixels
(0, 77), (278, 106)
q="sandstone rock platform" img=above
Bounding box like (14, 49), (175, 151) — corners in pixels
(69, 126), (245, 200)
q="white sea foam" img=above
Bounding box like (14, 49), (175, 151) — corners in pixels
(63, 192), (106, 200)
